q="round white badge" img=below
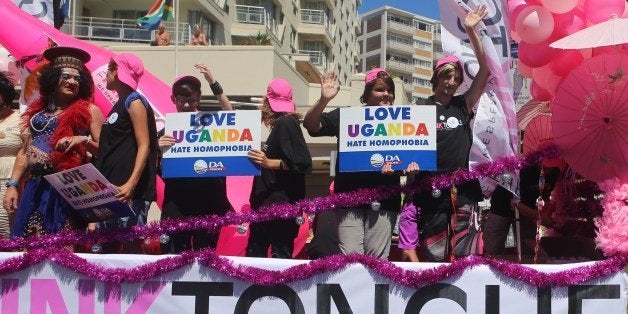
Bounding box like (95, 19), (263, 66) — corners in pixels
(107, 112), (119, 124)
(439, 115), (445, 121)
(446, 117), (460, 128)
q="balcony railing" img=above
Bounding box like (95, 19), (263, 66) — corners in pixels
(62, 16), (191, 44)
(387, 60), (413, 73)
(235, 5), (280, 40)
(386, 40), (414, 54)
(387, 20), (414, 34)
(298, 50), (327, 67)
(300, 9), (328, 26)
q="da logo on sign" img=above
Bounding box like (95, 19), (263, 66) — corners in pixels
(371, 154), (402, 168)
(208, 161), (225, 171)
(194, 160), (208, 174)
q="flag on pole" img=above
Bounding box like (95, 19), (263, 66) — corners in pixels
(136, 0), (174, 30)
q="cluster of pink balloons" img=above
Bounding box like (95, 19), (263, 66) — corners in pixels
(509, 0), (628, 101)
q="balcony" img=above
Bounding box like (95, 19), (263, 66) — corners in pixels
(298, 50), (327, 69)
(298, 9), (333, 46)
(387, 20), (414, 34)
(386, 40), (414, 54)
(233, 5), (280, 41)
(62, 17), (191, 45)
(387, 60), (413, 73)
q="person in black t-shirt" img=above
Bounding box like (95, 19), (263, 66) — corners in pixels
(96, 53), (158, 253)
(303, 68), (412, 259)
(246, 78), (312, 259)
(398, 5), (490, 262)
(157, 64), (233, 253)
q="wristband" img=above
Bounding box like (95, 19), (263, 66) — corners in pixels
(5, 179), (19, 189)
(210, 81), (223, 95)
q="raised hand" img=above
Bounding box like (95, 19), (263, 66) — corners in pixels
(320, 72), (340, 102)
(464, 4), (488, 29)
(195, 64), (215, 84)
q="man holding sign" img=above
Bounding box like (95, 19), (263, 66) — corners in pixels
(157, 64), (234, 253)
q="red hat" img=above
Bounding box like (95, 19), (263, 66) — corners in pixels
(435, 55), (462, 70)
(365, 67), (389, 84)
(172, 75), (201, 93)
(266, 78), (295, 113)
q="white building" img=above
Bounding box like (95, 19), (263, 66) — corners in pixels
(358, 6), (441, 105)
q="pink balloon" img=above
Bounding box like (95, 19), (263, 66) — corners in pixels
(549, 49), (584, 76)
(543, 71), (563, 96)
(508, 0), (529, 29)
(532, 64), (552, 90)
(518, 39), (556, 67)
(530, 79), (553, 101)
(517, 59), (534, 77)
(516, 6), (555, 44)
(583, 0), (624, 24)
(541, 0), (578, 14)
(551, 8), (587, 38)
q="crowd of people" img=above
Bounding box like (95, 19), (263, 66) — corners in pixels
(0, 6), (574, 262)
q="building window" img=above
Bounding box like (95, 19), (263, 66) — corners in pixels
(413, 20), (433, 32)
(113, 10), (147, 19)
(413, 40), (432, 50)
(413, 58), (432, 69)
(389, 54), (410, 64)
(413, 77), (431, 87)
(387, 15), (411, 26)
(366, 35), (381, 52)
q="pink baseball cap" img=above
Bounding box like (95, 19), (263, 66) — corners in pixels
(172, 75), (201, 92)
(365, 68), (389, 84)
(266, 78), (295, 113)
(112, 53), (144, 90)
(435, 55), (462, 70)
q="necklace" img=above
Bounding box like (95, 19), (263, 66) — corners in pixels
(29, 111), (58, 133)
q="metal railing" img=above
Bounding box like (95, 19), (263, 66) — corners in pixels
(387, 20), (414, 34)
(298, 50), (327, 67)
(387, 60), (414, 73)
(386, 40), (414, 53)
(235, 5), (280, 40)
(62, 16), (191, 44)
(300, 9), (328, 26)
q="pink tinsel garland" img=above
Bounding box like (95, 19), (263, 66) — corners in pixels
(595, 178), (628, 257)
(0, 248), (625, 288)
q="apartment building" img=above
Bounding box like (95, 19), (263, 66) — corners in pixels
(65, 0), (360, 87)
(358, 6), (441, 105)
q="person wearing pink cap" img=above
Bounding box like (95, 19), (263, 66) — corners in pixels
(246, 78), (312, 259)
(303, 69), (413, 259)
(4, 46), (103, 238)
(95, 52), (158, 253)
(157, 64), (233, 253)
(398, 5), (490, 262)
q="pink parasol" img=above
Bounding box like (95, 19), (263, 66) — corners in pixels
(550, 15), (628, 49)
(517, 99), (551, 130)
(551, 53), (628, 183)
(523, 114), (553, 154)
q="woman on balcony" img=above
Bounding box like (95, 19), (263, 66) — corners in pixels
(4, 47), (103, 238)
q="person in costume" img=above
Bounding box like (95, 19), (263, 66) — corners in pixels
(398, 5), (489, 262)
(246, 78), (312, 259)
(303, 69), (415, 258)
(4, 46), (103, 238)
(96, 53), (158, 253)
(0, 72), (21, 238)
(157, 64), (233, 253)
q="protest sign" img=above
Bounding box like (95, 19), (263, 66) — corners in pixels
(161, 110), (261, 178)
(44, 164), (134, 222)
(338, 106), (436, 172)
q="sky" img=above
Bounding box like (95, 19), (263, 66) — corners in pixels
(358, 0), (440, 20)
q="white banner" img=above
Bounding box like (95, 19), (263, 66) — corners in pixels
(338, 106), (436, 172)
(12, 0), (54, 25)
(439, 0), (519, 196)
(0, 253), (625, 313)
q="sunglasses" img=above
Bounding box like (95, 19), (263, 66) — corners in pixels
(60, 72), (82, 83)
(174, 97), (200, 106)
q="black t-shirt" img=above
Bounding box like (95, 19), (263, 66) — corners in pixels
(490, 185), (514, 217)
(96, 92), (158, 201)
(413, 95), (482, 209)
(308, 108), (402, 211)
(156, 128), (233, 217)
(250, 115), (312, 209)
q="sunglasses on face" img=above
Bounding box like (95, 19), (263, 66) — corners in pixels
(60, 72), (82, 83)
(174, 97), (200, 106)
